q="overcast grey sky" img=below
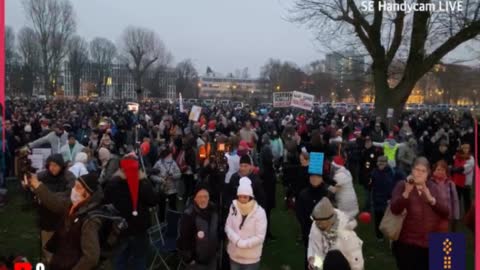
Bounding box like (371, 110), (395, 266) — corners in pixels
(6, 0), (478, 77)
(6, 0), (323, 77)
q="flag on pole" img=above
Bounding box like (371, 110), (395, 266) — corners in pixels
(179, 93), (184, 113)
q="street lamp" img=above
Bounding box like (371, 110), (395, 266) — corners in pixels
(276, 85), (280, 91)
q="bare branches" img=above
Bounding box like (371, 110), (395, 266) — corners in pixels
(119, 25), (171, 96)
(22, 0), (76, 94)
(90, 37), (116, 67)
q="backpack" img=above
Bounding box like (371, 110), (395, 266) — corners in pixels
(83, 204), (128, 260)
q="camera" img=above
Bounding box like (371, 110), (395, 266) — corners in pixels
(15, 146), (36, 180)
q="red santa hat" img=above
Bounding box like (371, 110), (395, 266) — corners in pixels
(120, 157), (140, 216)
(387, 134), (395, 140)
(348, 134), (356, 142)
(207, 120), (216, 132)
(332, 155), (345, 167)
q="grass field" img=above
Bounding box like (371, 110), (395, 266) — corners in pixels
(0, 178), (475, 269)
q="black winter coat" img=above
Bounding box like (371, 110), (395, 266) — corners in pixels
(177, 203), (219, 265)
(104, 170), (157, 236)
(295, 183), (333, 241)
(37, 154), (76, 231)
(371, 167), (395, 211)
(260, 145), (276, 210)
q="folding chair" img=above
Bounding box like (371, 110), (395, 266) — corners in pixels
(148, 208), (182, 270)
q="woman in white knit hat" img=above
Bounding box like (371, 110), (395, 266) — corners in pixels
(225, 177), (267, 270)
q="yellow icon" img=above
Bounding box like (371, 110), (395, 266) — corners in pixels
(442, 239), (453, 270)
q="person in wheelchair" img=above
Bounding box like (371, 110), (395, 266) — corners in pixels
(177, 184), (219, 270)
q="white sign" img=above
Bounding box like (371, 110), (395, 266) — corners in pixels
(127, 102), (139, 113)
(291, 91), (314, 111)
(28, 154), (45, 172)
(387, 108), (394, 118)
(273, 92), (293, 108)
(179, 93), (184, 113)
(32, 148), (51, 162)
(189, 105), (202, 122)
(31, 148), (51, 172)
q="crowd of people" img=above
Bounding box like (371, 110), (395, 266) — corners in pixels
(0, 98), (477, 270)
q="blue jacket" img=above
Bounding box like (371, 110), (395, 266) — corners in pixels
(371, 167), (395, 211)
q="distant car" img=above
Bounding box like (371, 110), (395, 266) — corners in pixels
(358, 103), (374, 112)
(432, 104), (450, 112)
(417, 104), (427, 111)
(220, 100), (231, 106)
(333, 102), (348, 114)
(233, 102), (244, 109)
(346, 104), (357, 112)
(203, 99), (214, 106)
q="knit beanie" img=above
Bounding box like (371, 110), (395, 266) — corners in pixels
(120, 157), (140, 216)
(239, 154), (252, 165)
(312, 197), (335, 221)
(78, 172), (99, 195)
(237, 177), (254, 197)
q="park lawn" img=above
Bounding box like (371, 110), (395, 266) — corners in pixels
(0, 179), (475, 270)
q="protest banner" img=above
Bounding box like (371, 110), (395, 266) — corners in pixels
(273, 92), (292, 108)
(291, 91), (314, 111)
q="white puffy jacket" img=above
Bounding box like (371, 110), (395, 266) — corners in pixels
(308, 209), (364, 270)
(225, 200), (267, 265)
(332, 166), (359, 219)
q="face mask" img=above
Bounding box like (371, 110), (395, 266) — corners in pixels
(70, 189), (84, 205)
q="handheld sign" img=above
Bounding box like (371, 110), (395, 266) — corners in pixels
(189, 105), (202, 122)
(387, 108), (394, 118)
(308, 152), (324, 175)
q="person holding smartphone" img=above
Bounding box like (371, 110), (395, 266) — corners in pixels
(390, 157), (449, 270)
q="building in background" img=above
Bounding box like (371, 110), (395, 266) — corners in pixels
(62, 63), (177, 100)
(198, 75), (269, 101)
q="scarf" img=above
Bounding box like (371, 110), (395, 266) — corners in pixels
(237, 200), (256, 216)
(319, 216), (340, 254)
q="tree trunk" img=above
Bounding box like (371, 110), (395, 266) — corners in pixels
(135, 73), (143, 101)
(73, 75), (80, 97)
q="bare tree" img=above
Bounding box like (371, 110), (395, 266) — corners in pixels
(242, 67), (250, 79)
(23, 0), (76, 95)
(17, 26), (42, 96)
(175, 59), (198, 98)
(90, 37), (116, 96)
(5, 26), (17, 67)
(291, 0), (480, 118)
(260, 58), (305, 92)
(5, 26), (18, 95)
(68, 35), (89, 97)
(119, 26), (171, 100)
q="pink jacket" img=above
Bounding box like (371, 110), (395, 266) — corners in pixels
(225, 200), (267, 265)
